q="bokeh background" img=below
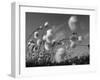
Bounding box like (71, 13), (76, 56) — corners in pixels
(26, 12), (89, 61)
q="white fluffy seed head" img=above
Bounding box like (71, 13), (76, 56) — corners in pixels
(69, 16), (78, 23)
(42, 35), (46, 40)
(55, 48), (65, 63)
(44, 42), (50, 51)
(42, 29), (53, 51)
(68, 16), (78, 32)
(34, 31), (39, 39)
(37, 39), (42, 46)
(45, 29), (53, 43)
(47, 29), (52, 36)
